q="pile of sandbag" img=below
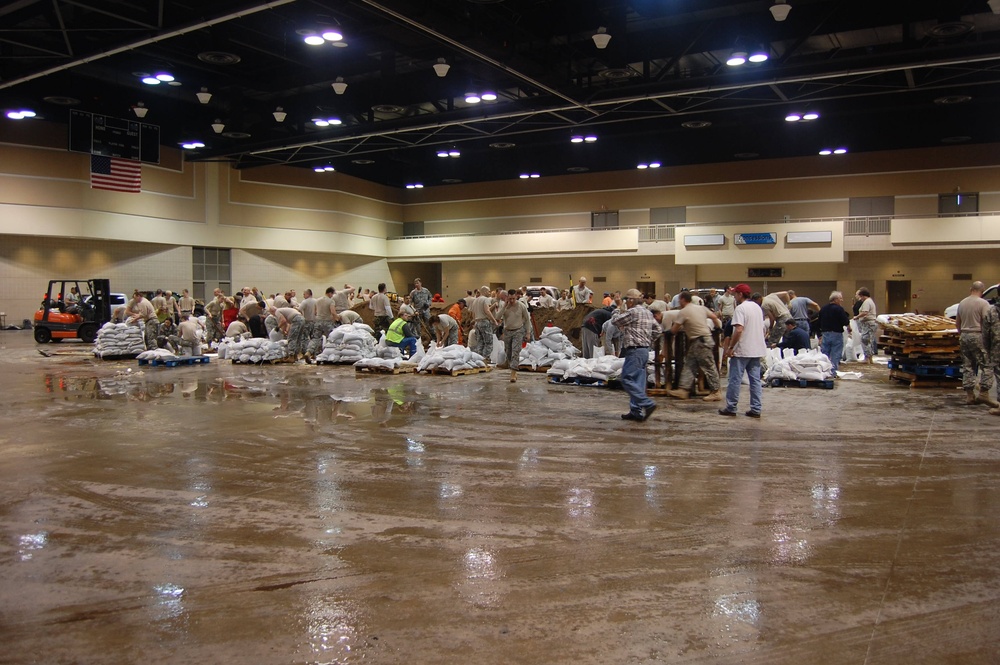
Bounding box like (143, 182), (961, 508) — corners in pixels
(94, 322), (146, 357)
(519, 326), (579, 369)
(354, 357), (403, 371)
(417, 343), (486, 373)
(547, 355), (627, 383)
(316, 323), (377, 363)
(764, 348), (834, 382)
(219, 337), (289, 363)
(137, 348), (179, 361)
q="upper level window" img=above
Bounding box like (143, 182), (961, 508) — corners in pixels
(939, 192), (978, 215)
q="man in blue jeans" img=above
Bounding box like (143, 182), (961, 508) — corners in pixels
(817, 291), (850, 373)
(720, 284), (767, 418)
(611, 289), (662, 421)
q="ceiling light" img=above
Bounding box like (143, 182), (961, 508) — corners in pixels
(433, 58), (450, 77)
(406, 183), (424, 189)
(570, 135), (584, 143)
(181, 141), (205, 150)
(584, 135), (597, 143)
(141, 76), (160, 85)
(436, 150), (449, 158)
(833, 148), (847, 154)
(132, 101), (148, 118)
(818, 148), (848, 156)
(519, 173), (540, 179)
(211, 119), (225, 134)
(637, 164), (648, 169)
(748, 49), (769, 63)
(819, 149), (832, 155)
(322, 29), (343, 42)
(770, 0), (792, 21)
(592, 26), (611, 49)
(312, 117), (342, 127)
(154, 72), (174, 82)
(480, 91), (497, 101)
(196, 87), (212, 104)
(464, 92), (481, 104)
(331, 77), (348, 94)
(802, 112), (819, 120)
(785, 113), (802, 122)
(6, 109), (36, 120)
(726, 51), (747, 66)
(437, 148), (461, 158)
(273, 107), (287, 122)
(303, 34), (325, 46)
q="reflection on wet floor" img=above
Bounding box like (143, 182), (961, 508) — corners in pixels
(5, 332), (1000, 664)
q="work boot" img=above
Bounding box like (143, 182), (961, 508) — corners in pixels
(702, 390), (722, 402)
(965, 390), (977, 405)
(667, 388), (689, 400)
(496, 362), (509, 370)
(990, 407), (1000, 416)
(510, 369), (517, 383)
(977, 393), (1000, 408)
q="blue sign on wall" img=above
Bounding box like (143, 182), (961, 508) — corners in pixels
(734, 232), (777, 245)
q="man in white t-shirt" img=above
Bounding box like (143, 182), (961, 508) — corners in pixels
(720, 283), (768, 418)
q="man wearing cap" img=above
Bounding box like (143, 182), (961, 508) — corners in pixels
(611, 289), (662, 421)
(573, 277), (593, 306)
(720, 283), (767, 418)
(667, 291), (723, 402)
(818, 291), (851, 373)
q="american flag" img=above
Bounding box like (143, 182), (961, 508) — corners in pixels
(90, 155), (141, 192)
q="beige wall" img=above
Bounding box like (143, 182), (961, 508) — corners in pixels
(232, 250), (395, 300)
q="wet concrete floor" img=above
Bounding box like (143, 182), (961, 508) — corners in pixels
(0, 330), (998, 664)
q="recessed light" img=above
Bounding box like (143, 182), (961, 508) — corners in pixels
(464, 92), (481, 104)
(405, 183), (424, 189)
(519, 173), (540, 179)
(141, 77), (160, 85)
(481, 92), (497, 101)
(372, 104), (404, 114)
(303, 34), (325, 46)
(181, 141), (206, 150)
(322, 30), (343, 42)
(785, 113), (802, 122)
(197, 51), (241, 65)
(6, 109), (37, 119)
(155, 72), (174, 82)
(819, 149), (832, 155)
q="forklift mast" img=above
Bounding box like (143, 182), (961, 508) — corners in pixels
(89, 279), (112, 325)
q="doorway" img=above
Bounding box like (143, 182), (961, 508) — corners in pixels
(886, 280), (910, 314)
(636, 282), (655, 297)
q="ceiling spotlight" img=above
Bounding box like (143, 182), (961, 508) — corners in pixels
(770, 0), (792, 21)
(519, 173), (540, 179)
(181, 141), (205, 150)
(273, 107), (287, 122)
(132, 102), (148, 118)
(405, 183), (424, 189)
(802, 112), (820, 120)
(833, 148), (847, 154)
(312, 117), (342, 127)
(592, 26), (611, 49)
(331, 77), (348, 94)
(141, 76), (160, 85)
(211, 119), (225, 134)
(637, 162), (661, 169)
(819, 149), (832, 155)
(154, 72), (174, 82)
(437, 148), (461, 158)
(464, 92), (481, 104)
(726, 51), (747, 66)
(584, 135), (597, 143)
(637, 164), (648, 169)
(433, 58), (450, 77)
(322, 29), (343, 42)
(748, 49), (769, 63)
(819, 147), (848, 156)
(196, 87), (212, 104)
(480, 91), (497, 102)
(785, 113), (802, 122)
(303, 31), (325, 45)
(570, 135), (584, 144)
(6, 109), (37, 120)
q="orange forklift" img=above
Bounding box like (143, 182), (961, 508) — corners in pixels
(33, 279), (112, 344)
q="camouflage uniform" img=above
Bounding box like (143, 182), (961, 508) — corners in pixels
(285, 318), (310, 357)
(677, 336), (721, 392)
(960, 332), (993, 393)
(471, 319), (494, 360)
(982, 303), (1000, 390)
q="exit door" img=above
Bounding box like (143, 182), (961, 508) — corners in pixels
(636, 282), (655, 298)
(887, 280), (910, 314)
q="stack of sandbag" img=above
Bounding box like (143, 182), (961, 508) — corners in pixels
(137, 348), (179, 361)
(220, 337), (289, 363)
(354, 357), (403, 371)
(94, 322), (146, 357)
(417, 343), (486, 373)
(316, 323), (377, 363)
(547, 355), (627, 383)
(519, 326), (579, 369)
(763, 348), (834, 382)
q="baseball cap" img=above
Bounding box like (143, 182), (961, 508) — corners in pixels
(624, 288), (643, 299)
(733, 283), (752, 296)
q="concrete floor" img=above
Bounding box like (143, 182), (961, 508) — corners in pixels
(1, 330), (998, 665)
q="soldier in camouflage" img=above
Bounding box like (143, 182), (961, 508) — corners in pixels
(956, 281), (998, 407)
(982, 299), (1000, 416)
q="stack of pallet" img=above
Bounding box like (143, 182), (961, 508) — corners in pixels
(878, 314), (960, 388)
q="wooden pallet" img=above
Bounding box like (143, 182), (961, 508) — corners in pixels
(887, 360), (961, 377)
(879, 315), (958, 334)
(517, 364), (552, 373)
(889, 368), (961, 389)
(354, 363), (417, 376)
(316, 360), (359, 366)
(138, 355), (210, 367)
(769, 377), (835, 389)
(428, 365), (491, 376)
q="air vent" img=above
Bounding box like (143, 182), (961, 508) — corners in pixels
(926, 21), (974, 39)
(529, 277), (542, 283)
(222, 131), (251, 139)
(598, 68), (636, 80)
(197, 51), (242, 65)
(681, 120), (712, 129)
(372, 104), (404, 114)
(934, 95), (972, 105)
(43, 96), (80, 106)
(593, 276), (607, 283)
(351, 158), (375, 165)
(566, 166), (590, 172)
(441, 178), (463, 184)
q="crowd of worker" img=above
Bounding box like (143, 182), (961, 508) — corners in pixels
(112, 275), (1000, 421)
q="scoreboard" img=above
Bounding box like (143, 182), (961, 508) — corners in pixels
(68, 109), (160, 164)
